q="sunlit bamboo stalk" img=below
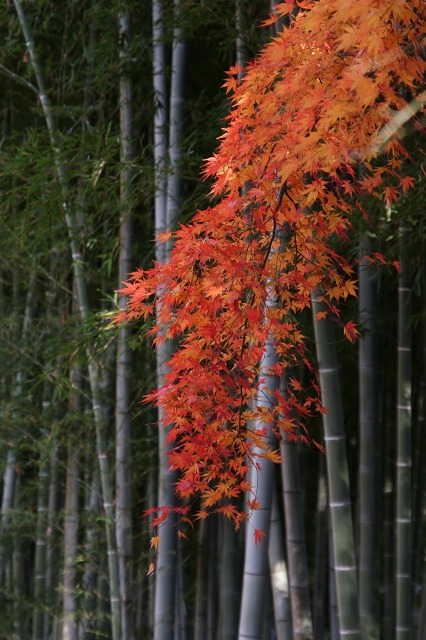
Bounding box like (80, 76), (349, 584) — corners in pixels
(269, 488), (292, 639)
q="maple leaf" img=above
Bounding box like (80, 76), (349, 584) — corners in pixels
(260, 448), (282, 464)
(289, 376), (302, 392)
(254, 529), (266, 546)
(157, 230), (173, 244)
(315, 310), (328, 321)
(150, 536), (160, 551)
(343, 320), (360, 343)
(260, 1), (295, 26)
(247, 498), (261, 511)
(399, 175), (415, 193)
(177, 530), (189, 540)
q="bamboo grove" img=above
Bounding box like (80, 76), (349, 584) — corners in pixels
(0, 1), (424, 640)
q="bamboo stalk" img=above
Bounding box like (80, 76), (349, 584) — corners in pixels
(153, 1), (186, 637)
(268, 488), (292, 639)
(193, 520), (209, 640)
(32, 395), (52, 640)
(311, 291), (361, 640)
(62, 365), (82, 640)
(116, 6), (135, 639)
(152, 0), (176, 633)
(313, 455), (327, 640)
(0, 275), (36, 588)
(395, 221), (412, 639)
(358, 231), (380, 639)
(78, 469), (101, 640)
(43, 443), (59, 640)
(280, 379), (313, 639)
(218, 516), (241, 639)
(238, 329), (280, 639)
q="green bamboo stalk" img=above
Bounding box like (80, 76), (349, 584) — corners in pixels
(218, 516), (241, 640)
(313, 455), (327, 640)
(193, 520), (209, 640)
(280, 382), (313, 639)
(78, 469), (100, 640)
(382, 372), (395, 639)
(153, 1), (186, 637)
(206, 517), (218, 640)
(43, 443), (59, 640)
(235, 0), (248, 76)
(413, 273), (426, 640)
(328, 511), (339, 640)
(62, 365), (82, 640)
(32, 395), (52, 640)
(417, 569), (426, 640)
(116, 6), (135, 639)
(311, 291), (361, 640)
(395, 220), (412, 639)
(152, 0), (175, 633)
(0, 274), (35, 588)
(358, 231), (380, 639)
(12, 475), (29, 638)
(174, 537), (187, 640)
(11, 4), (121, 638)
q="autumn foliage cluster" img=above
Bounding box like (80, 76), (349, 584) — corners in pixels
(118, 0), (425, 526)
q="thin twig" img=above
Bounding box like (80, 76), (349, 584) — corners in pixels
(0, 62), (38, 94)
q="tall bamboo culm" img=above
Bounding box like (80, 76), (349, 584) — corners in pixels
(395, 220), (412, 639)
(358, 231), (380, 639)
(116, 6), (135, 639)
(238, 325), (280, 639)
(311, 291), (361, 640)
(280, 377), (313, 639)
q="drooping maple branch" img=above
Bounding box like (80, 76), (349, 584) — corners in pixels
(118, 0), (425, 526)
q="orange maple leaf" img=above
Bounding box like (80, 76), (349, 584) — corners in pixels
(254, 529), (266, 546)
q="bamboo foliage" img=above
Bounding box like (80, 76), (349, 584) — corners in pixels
(11, 2), (121, 637)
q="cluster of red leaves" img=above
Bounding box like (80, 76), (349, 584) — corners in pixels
(118, 0), (425, 527)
